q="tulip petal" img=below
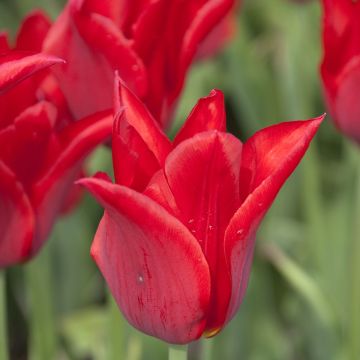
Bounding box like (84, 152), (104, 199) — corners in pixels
(114, 77), (171, 162)
(144, 170), (181, 217)
(113, 79), (171, 190)
(132, 0), (234, 126)
(322, 0), (360, 55)
(0, 160), (35, 267)
(0, 71), (40, 129)
(179, 0), (235, 87)
(79, 0), (147, 35)
(30, 110), (113, 255)
(224, 117), (323, 324)
(0, 53), (64, 94)
(15, 10), (52, 52)
(37, 74), (74, 128)
(78, 177), (210, 344)
(74, 11), (147, 97)
(164, 130), (242, 333)
(0, 101), (58, 188)
(174, 89), (226, 147)
(195, 12), (236, 60)
(78, 0), (122, 23)
(43, 5), (115, 119)
(333, 57), (360, 142)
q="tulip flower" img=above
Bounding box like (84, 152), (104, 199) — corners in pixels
(0, 10), (75, 119)
(0, 10), (54, 91)
(321, 0), (360, 142)
(79, 78), (323, 344)
(43, 0), (236, 128)
(0, 52), (113, 268)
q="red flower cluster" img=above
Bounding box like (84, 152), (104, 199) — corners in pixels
(321, 0), (360, 142)
(79, 77), (323, 344)
(0, 0), (324, 345)
(0, 0), (237, 266)
(0, 12), (112, 267)
(44, 0), (236, 128)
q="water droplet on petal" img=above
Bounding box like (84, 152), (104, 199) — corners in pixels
(188, 219), (194, 224)
(236, 229), (244, 235)
(137, 274), (144, 284)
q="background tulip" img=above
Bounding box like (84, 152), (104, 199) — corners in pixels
(79, 80), (322, 344)
(321, 0), (360, 143)
(0, 11), (116, 267)
(0, 10), (75, 124)
(0, 54), (113, 267)
(43, 0), (236, 128)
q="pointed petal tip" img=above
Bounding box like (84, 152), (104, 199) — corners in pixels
(74, 177), (89, 187)
(312, 113), (326, 124)
(75, 177), (106, 204)
(303, 113), (326, 136)
(76, 173), (110, 188)
(32, 53), (66, 66)
(49, 56), (66, 65)
(209, 88), (224, 96)
(114, 70), (127, 87)
(114, 69), (122, 89)
(114, 71), (132, 114)
(0, 53), (66, 94)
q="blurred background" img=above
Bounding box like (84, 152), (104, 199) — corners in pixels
(1, 0), (359, 359)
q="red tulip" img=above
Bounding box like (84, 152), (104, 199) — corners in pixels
(321, 0), (360, 142)
(43, 0), (236, 128)
(0, 35), (113, 267)
(78, 78), (323, 344)
(0, 10), (75, 122)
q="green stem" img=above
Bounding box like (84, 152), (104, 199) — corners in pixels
(26, 248), (57, 360)
(0, 271), (8, 360)
(349, 150), (360, 359)
(107, 291), (126, 360)
(169, 345), (188, 360)
(201, 339), (213, 360)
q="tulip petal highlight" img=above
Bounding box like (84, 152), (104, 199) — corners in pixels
(225, 116), (324, 324)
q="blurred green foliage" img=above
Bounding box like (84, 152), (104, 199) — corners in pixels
(1, 0), (360, 359)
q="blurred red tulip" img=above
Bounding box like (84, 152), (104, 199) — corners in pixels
(0, 20), (113, 267)
(0, 10), (75, 125)
(321, 0), (360, 142)
(79, 78), (323, 344)
(44, 0), (236, 128)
